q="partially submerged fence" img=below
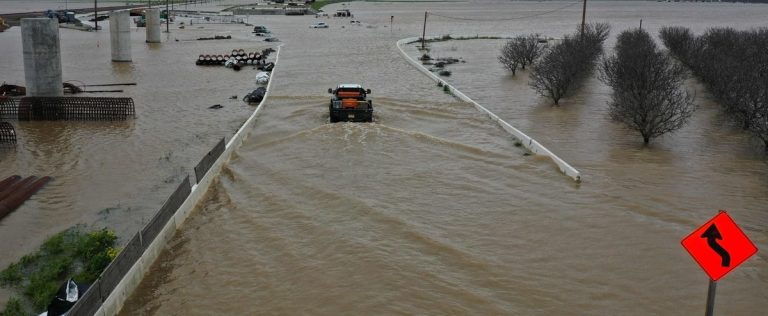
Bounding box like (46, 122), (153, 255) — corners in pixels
(65, 45), (283, 316)
(0, 97), (135, 121)
(396, 37), (581, 182)
(194, 137), (225, 182)
(68, 176), (192, 315)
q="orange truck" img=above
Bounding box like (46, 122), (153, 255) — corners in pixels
(328, 84), (373, 122)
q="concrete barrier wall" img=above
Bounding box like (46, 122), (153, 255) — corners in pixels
(396, 37), (581, 182)
(94, 44), (284, 316)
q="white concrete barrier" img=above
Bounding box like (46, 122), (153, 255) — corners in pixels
(396, 37), (581, 182)
(95, 45), (284, 316)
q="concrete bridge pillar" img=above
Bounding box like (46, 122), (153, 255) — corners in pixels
(145, 8), (161, 43)
(110, 10), (132, 62)
(21, 18), (63, 97)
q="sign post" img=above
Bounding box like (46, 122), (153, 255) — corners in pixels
(705, 279), (716, 316)
(681, 210), (758, 315)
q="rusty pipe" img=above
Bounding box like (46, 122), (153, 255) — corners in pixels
(0, 176), (36, 202)
(0, 176), (51, 221)
(0, 175), (21, 192)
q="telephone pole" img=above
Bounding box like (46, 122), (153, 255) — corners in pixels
(94, 0), (98, 31)
(421, 11), (428, 50)
(580, 0), (587, 37)
(166, 0), (169, 33)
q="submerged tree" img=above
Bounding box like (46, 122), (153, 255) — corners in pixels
(660, 26), (768, 150)
(599, 28), (695, 144)
(498, 41), (519, 75)
(498, 34), (545, 75)
(529, 22), (610, 105)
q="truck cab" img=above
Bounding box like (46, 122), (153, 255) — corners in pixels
(328, 84), (373, 122)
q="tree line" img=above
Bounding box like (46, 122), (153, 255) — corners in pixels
(660, 26), (768, 148)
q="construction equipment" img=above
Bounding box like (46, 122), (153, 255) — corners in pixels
(327, 84), (372, 123)
(44, 10), (78, 23)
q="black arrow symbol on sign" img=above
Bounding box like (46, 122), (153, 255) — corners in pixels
(701, 224), (730, 267)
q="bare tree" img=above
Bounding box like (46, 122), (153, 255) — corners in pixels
(498, 41), (519, 75)
(529, 37), (576, 105)
(600, 28), (696, 144)
(499, 34), (545, 75)
(529, 23), (610, 105)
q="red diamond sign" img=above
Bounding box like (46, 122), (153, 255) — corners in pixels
(681, 210), (758, 281)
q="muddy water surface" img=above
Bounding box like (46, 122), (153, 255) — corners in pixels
(121, 1), (767, 315)
(2, 0), (767, 314)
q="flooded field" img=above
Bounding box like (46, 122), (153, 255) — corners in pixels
(3, 0), (768, 314)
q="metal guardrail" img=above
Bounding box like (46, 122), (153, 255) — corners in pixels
(0, 97), (135, 121)
(194, 138), (225, 183)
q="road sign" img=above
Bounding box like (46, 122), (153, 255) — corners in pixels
(681, 210), (758, 281)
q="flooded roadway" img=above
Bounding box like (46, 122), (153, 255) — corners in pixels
(121, 1), (766, 315)
(0, 0), (765, 314)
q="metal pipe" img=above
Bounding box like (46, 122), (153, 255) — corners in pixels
(0, 176), (51, 221)
(0, 175), (21, 192)
(705, 279), (716, 316)
(0, 176), (37, 202)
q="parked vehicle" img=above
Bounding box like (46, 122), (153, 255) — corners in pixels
(310, 22), (328, 29)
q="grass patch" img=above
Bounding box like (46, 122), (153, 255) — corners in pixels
(0, 297), (25, 316)
(0, 227), (118, 314)
(311, 0), (354, 11)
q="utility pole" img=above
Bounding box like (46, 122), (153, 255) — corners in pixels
(580, 0), (587, 37)
(94, 0), (98, 31)
(166, 0), (169, 33)
(639, 19), (643, 30)
(421, 11), (427, 50)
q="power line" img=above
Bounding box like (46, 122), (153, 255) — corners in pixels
(427, 2), (581, 22)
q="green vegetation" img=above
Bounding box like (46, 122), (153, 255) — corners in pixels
(0, 298), (25, 316)
(311, 0), (354, 11)
(0, 228), (118, 314)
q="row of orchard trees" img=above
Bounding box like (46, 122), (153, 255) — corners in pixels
(499, 23), (609, 105)
(660, 26), (768, 148)
(499, 23), (695, 144)
(499, 23), (768, 147)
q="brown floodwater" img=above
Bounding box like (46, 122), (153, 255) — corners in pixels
(0, 1), (278, 306)
(4, 0), (768, 314)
